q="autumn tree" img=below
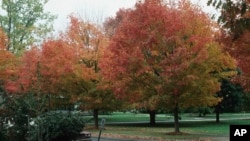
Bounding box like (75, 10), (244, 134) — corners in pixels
(0, 0), (56, 54)
(62, 15), (121, 128)
(104, 5), (166, 125)
(100, 0), (237, 133)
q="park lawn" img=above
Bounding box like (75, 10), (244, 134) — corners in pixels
(91, 112), (250, 122)
(84, 112), (250, 140)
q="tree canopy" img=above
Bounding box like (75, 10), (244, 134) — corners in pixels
(62, 15), (120, 128)
(100, 0), (237, 133)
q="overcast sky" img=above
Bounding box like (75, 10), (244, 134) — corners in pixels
(44, 0), (137, 32)
(44, 0), (217, 32)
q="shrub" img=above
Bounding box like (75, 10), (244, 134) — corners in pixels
(29, 112), (86, 141)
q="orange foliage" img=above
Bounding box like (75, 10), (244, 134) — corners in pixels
(0, 50), (17, 81)
(0, 28), (7, 50)
(100, 0), (236, 107)
(0, 28), (19, 91)
(4, 39), (95, 96)
(62, 15), (117, 111)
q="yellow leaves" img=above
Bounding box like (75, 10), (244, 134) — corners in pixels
(164, 40), (237, 108)
(204, 43), (237, 75)
(0, 50), (14, 66)
(0, 28), (7, 50)
(0, 50), (19, 82)
(150, 50), (159, 56)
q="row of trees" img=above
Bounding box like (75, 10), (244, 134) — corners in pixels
(0, 0), (250, 139)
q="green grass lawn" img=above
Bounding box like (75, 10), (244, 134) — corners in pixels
(83, 112), (250, 140)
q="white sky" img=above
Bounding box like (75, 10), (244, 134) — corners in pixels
(44, 0), (137, 32)
(44, 0), (217, 33)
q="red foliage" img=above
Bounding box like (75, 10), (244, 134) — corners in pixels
(4, 39), (95, 96)
(100, 2), (237, 133)
(100, 0), (219, 100)
(0, 53), (20, 93)
(0, 29), (19, 92)
(223, 31), (250, 91)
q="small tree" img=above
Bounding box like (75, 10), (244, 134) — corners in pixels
(62, 15), (121, 128)
(215, 78), (245, 122)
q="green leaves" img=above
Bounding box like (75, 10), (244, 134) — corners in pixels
(216, 79), (245, 113)
(0, 0), (56, 54)
(208, 0), (250, 39)
(30, 112), (87, 141)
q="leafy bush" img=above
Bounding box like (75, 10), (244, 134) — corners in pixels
(29, 112), (86, 141)
(0, 93), (45, 141)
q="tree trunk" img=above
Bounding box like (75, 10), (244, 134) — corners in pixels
(93, 109), (99, 129)
(199, 112), (202, 117)
(148, 110), (156, 125)
(173, 106), (180, 133)
(216, 108), (220, 123)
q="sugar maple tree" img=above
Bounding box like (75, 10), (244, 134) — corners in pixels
(62, 15), (120, 128)
(100, 0), (237, 133)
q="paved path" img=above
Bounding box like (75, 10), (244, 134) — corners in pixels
(91, 136), (229, 141)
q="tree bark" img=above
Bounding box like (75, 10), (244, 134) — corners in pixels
(173, 106), (180, 133)
(93, 109), (99, 129)
(148, 110), (156, 125)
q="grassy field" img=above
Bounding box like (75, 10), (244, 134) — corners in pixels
(84, 112), (250, 140)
